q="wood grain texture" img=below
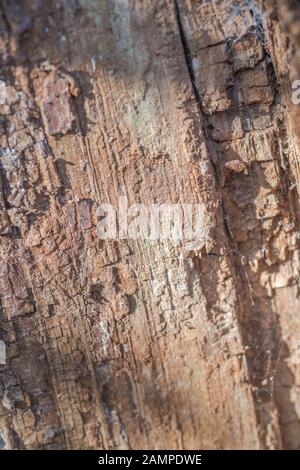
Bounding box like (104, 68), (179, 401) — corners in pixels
(0, 0), (299, 449)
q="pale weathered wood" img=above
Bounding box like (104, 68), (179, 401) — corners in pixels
(0, 0), (300, 450)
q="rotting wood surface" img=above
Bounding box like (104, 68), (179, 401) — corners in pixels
(0, 0), (300, 450)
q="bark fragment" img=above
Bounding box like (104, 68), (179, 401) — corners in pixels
(39, 68), (80, 136)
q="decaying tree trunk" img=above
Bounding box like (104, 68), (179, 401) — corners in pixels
(1, 0), (300, 450)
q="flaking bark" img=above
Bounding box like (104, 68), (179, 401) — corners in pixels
(0, 0), (300, 450)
